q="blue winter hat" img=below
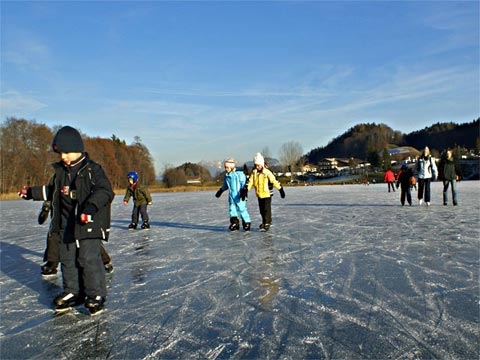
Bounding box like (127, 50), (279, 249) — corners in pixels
(127, 171), (139, 183)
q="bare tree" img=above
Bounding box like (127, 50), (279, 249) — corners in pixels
(261, 146), (272, 164)
(278, 141), (303, 178)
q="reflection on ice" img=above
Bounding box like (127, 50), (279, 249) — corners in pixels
(1, 182), (479, 359)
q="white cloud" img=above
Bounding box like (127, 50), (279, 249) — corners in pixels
(0, 91), (48, 117)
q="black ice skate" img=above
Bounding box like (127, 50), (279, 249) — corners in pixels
(229, 217), (240, 231)
(260, 224), (271, 232)
(128, 223), (137, 230)
(242, 221), (251, 231)
(41, 261), (58, 277)
(85, 295), (105, 316)
(104, 262), (114, 273)
(54, 292), (84, 313)
(141, 222), (150, 230)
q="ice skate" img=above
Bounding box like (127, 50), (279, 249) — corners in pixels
(229, 217), (240, 231)
(41, 261), (58, 278)
(260, 224), (271, 232)
(104, 262), (114, 273)
(85, 295), (105, 316)
(141, 222), (150, 230)
(54, 292), (84, 313)
(128, 223), (137, 230)
(242, 221), (251, 232)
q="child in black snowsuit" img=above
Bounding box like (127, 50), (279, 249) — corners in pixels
(123, 171), (153, 230)
(19, 126), (114, 315)
(396, 164), (413, 206)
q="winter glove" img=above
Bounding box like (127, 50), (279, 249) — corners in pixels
(240, 187), (248, 201)
(279, 187), (285, 199)
(18, 186), (32, 200)
(148, 201), (153, 205)
(38, 201), (51, 225)
(215, 188), (224, 198)
(123, 200), (128, 205)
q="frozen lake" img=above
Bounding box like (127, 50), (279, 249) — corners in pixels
(1, 181), (479, 359)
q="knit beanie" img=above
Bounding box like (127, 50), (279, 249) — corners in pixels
(52, 126), (84, 153)
(224, 158), (236, 169)
(254, 152), (264, 167)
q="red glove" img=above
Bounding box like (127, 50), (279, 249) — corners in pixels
(18, 186), (32, 200)
(80, 214), (93, 223)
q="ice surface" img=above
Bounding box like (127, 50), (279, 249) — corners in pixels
(1, 181), (479, 359)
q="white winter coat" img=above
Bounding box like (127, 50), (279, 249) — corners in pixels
(416, 156), (438, 179)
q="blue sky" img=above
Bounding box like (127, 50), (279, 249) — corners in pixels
(1, 1), (478, 172)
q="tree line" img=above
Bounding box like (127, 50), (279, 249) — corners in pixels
(0, 118), (156, 193)
(306, 119), (480, 166)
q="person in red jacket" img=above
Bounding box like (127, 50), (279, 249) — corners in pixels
(384, 168), (396, 192)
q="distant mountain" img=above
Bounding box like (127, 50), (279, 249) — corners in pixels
(306, 119), (479, 164)
(198, 160), (224, 178)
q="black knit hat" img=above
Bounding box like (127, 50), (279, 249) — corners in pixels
(52, 126), (84, 153)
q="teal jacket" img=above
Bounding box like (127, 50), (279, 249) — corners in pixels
(220, 170), (247, 203)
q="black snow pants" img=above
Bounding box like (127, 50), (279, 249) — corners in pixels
(257, 197), (272, 226)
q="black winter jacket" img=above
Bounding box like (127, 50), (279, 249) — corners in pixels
(30, 154), (114, 242)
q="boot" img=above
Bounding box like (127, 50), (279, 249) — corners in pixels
(54, 292), (84, 312)
(141, 222), (150, 230)
(242, 220), (251, 231)
(128, 223), (137, 230)
(229, 217), (240, 231)
(41, 261), (58, 276)
(85, 295), (106, 316)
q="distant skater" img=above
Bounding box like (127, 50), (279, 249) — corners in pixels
(215, 158), (251, 231)
(384, 168), (396, 192)
(243, 153), (285, 231)
(438, 148), (462, 206)
(123, 171), (153, 230)
(396, 164), (413, 206)
(416, 146), (438, 206)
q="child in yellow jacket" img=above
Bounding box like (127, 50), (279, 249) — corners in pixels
(242, 153), (285, 231)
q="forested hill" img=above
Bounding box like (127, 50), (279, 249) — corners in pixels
(306, 119), (479, 163)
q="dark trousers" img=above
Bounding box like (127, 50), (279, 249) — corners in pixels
(387, 182), (395, 192)
(400, 186), (412, 206)
(131, 204), (149, 224)
(59, 234), (106, 297)
(44, 232), (111, 265)
(257, 197), (272, 225)
(418, 178), (432, 202)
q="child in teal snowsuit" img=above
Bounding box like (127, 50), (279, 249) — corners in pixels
(215, 158), (251, 231)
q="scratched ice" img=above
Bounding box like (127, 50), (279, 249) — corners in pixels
(1, 182), (479, 359)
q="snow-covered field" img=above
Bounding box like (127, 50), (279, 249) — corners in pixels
(1, 181), (479, 359)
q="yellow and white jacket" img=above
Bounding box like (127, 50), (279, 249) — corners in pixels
(247, 168), (282, 199)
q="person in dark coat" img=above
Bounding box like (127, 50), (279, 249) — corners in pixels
(396, 164), (413, 206)
(438, 148), (463, 206)
(18, 126), (114, 315)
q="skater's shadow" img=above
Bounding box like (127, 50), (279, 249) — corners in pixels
(153, 221), (225, 232)
(285, 203), (398, 208)
(110, 219), (225, 232)
(0, 242), (61, 309)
